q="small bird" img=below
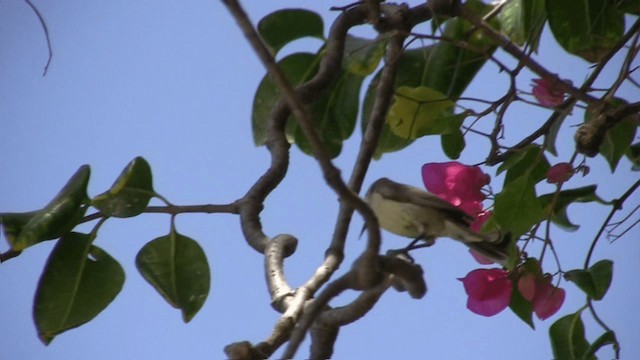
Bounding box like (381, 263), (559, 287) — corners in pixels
(364, 178), (511, 263)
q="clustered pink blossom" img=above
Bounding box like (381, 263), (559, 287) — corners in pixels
(546, 163), (574, 184)
(532, 78), (565, 108)
(421, 162), (491, 231)
(459, 268), (512, 317)
(459, 266), (565, 320)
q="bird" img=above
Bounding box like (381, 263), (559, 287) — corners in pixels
(364, 177), (512, 263)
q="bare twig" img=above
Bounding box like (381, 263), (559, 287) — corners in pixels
(585, 179), (640, 269)
(24, 0), (53, 76)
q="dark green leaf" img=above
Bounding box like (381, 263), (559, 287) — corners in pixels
(538, 185), (609, 231)
(294, 68), (364, 158)
(546, 0), (624, 62)
(498, 144), (550, 185)
(549, 311), (593, 360)
(257, 9), (324, 55)
(565, 260), (613, 300)
(599, 115), (637, 172)
(584, 331), (617, 359)
(615, 0), (640, 15)
(441, 129), (466, 159)
(494, 175), (545, 239)
(498, 0), (546, 51)
(136, 226), (210, 322)
(34, 232), (124, 344)
(7, 166), (90, 251)
(252, 53), (319, 146)
(386, 86), (457, 139)
(543, 113), (568, 156)
(92, 157), (155, 218)
(509, 284), (535, 329)
(343, 35), (387, 76)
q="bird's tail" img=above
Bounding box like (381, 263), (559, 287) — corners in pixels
(466, 232), (513, 264)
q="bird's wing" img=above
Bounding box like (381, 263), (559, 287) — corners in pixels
(372, 178), (473, 226)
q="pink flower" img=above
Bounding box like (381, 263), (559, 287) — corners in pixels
(469, 249), (494, 265)
(532, 277), (565, 320)
(532, 78), (565, 108)
(422, 162), (489, 206)
(422, 162), (492, 232)
(517, 272), (536, 302)
(546, 163), (574, 184)
(459, 268), (513, 317)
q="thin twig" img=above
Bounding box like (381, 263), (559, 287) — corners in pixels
(24, 0), (53, 76)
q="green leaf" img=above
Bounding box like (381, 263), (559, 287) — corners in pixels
(599, 115), (637, 172)
(6, 165), (90, 251)
(293, 67), (364, 158)
(360, 0), (497, 159)
(257, 9), (324, 55)
(565, 260), (613, 300)
(494, 175), (545, 239)
(544, 113), (568, 156)
(343, 35), (387, 76)
(509, 284), (535, 329)
(419, 0), (498, 98)
(498, 144), (550, 185)
(498, 0), (546, 51)
(386, 86), (458, 139)
(546, 0), (625, 62)
(252, 53), (320, 146)
(34, 232), (124, 344)
(92, 157), (155, 218)
(549, 311), (593, 360)
(584, 331), (617, 359)
(538, 185), (609, 231)
(441, 129), (466, 159)
(136, 226), (210, 322)
(252, 51), (364, 158)
(615, 0), (640, 15)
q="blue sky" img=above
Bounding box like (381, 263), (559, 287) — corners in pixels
(1, 1), (638, 359)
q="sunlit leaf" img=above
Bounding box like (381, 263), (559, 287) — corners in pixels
(136, 226), (210, 322)
(343, 35), (387, 76)
(498, 0), (546, 51)
(257, 9), (324, 55)
(6, 166), (90, 251)
(565, 260), (613, 300)
(387, 86), (457, 139)
(549, 311), (593, 360)
(538, 185), (609, 231)
(34, 232), (124, 344)
(92, 157), (154, 218)
(546, 0), (624, 62)
(361, 0), (497, 159)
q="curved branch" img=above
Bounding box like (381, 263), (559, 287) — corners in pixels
(24, 0), (53, 76)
